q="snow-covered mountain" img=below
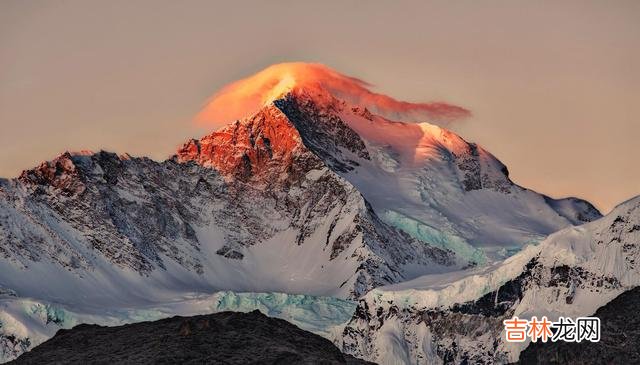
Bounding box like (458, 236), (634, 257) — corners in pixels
(341, 195), (640, 364)
(0, 102), (458, 306)
(0, 62), (604, 362)
(0, 78), (598, 303)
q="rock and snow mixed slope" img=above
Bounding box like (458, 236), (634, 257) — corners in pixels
(341, 196), (640, 364)
(517, 286), (640, 364)
(276, 88), (600, 263)
(0, 102), (458, 306)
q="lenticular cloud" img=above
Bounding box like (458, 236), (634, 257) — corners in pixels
(195, 62), (470, 127)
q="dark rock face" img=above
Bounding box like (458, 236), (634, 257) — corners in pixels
(452, 142), (510, 193)
(542, 196), (602, 225)
(9, 310), (374, 365)
(449, 260), (536, 318)
(175, 105), (319, 182)
(517, 286), (640, 365)
(275, 92), (370, 173)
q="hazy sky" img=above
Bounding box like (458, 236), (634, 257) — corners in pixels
(1, 0), (638, 213)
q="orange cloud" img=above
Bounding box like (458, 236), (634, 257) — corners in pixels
(195, 62), (470, 127)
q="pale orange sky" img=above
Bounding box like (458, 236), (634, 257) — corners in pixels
(1, 0), (638, 213)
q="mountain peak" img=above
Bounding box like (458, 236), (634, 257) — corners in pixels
(195, 62), (470, 127)
(175, 104), (312, 181)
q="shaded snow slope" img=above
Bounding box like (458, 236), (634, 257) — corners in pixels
(341, 196), (640, 364)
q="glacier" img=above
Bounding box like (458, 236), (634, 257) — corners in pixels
(382, 210), (487, 265)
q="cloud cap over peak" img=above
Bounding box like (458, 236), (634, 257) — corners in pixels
(195, 62), (470, 127)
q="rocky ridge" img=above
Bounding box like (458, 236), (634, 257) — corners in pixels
(9, 310), (374, 365)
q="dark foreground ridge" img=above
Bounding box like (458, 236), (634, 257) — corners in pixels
(10, 310), (374, 365)
(517, 286), (640, 364)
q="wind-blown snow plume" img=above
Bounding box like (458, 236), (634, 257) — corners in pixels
(195, 62), (470, 127)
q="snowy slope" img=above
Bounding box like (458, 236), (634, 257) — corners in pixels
(341, 195), (640, 364)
